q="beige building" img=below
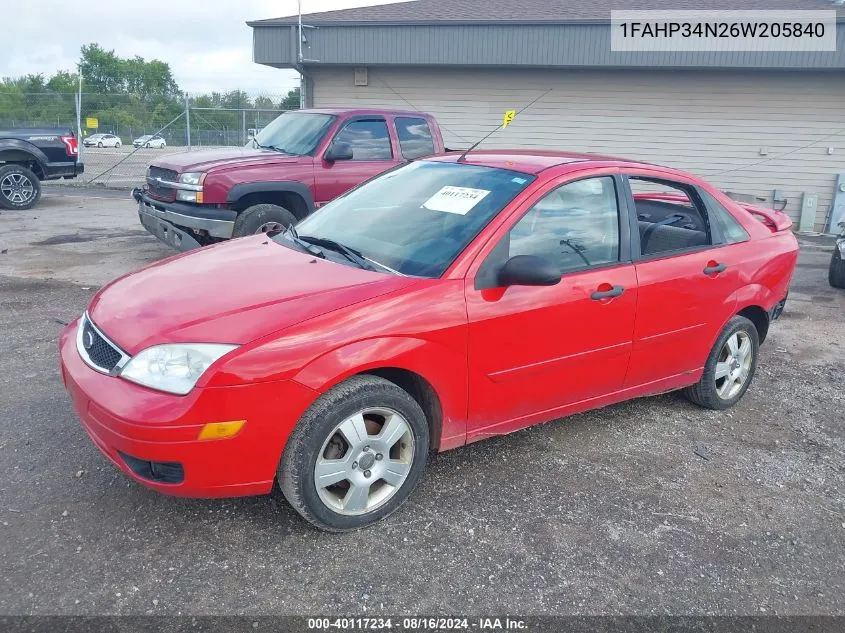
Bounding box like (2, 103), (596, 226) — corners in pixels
(250, 0), (845, 232)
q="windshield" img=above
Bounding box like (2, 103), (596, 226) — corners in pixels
(282, 161), (535, 277)
(249, 112), (336, 155)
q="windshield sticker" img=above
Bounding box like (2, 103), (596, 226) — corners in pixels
(422, 186), (491, 215)
(511, 177), (527, 184)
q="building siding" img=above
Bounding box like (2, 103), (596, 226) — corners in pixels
(310, 66), (845, 231)
(253, 23), (845, 70)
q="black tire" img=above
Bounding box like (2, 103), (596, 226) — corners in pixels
(684, 315), (759, 410)
(829, 247), (845, 289)
(97, 142), (103, 148)
(232, 203), (296, 237)
(144, 143), (150, 149)
(0, 164), (42, 211)
(279, 375), (430, 532)
(115, 142), (121, 148)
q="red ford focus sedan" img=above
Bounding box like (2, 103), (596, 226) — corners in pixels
(59, 151), (798, 531)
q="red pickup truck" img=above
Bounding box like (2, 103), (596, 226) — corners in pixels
(134, 108), (445, 250)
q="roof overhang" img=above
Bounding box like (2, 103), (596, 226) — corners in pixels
(252, 21), (845, 71)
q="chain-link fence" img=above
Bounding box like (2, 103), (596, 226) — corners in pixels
(0, 91), (299, 187)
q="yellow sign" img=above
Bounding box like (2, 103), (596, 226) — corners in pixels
(502, 110), (516, 128)
(86, 117), (99, 129)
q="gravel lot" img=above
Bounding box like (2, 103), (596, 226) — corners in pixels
(0, 189), (843, 616)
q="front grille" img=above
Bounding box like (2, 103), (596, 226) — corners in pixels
(148, 166), (177, 182)
(146, 166), (178, 200)
(78, 315), (125, 373)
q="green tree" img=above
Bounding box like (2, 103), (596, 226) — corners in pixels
(280, 87), (300, 110)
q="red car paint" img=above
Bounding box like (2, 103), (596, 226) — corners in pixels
(60, 150), (798, 498)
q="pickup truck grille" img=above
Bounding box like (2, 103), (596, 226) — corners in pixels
(146, 166), (178, 201)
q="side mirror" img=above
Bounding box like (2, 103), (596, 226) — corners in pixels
(325, 142), (353, 162)
(498, 255), (561, 287)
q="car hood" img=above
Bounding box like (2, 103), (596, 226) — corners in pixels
(150, 147), (301, 172)
(88, 236), (416, 354)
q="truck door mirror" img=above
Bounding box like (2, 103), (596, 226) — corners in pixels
(325, 142), (353, 162)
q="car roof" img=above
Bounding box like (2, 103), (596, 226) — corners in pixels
(300, 107), (432, 117)
(424, 150), (687, 178)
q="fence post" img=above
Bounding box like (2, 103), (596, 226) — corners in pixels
(185, 92), (191, 150)
(242, 109), (246, 145)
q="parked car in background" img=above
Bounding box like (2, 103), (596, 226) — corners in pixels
(84, 133), (122, 148)
(61, 150), (798, 531)
(133, 108), (445, 250)
(133, 134), (166, 149)
(830, 221), (845, 289)
(0, 127), (82, 210)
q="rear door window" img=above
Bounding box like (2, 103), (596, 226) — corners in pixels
(395, 117), (435, 159)
(627, 177), (714, 257)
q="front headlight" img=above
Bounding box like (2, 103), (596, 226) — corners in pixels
(176, 190), (202, 202)
(120, 343), (238, 395)
(179, 172), (206, 186)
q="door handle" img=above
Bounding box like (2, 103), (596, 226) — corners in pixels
(591, 285), (625, 300)
(703, 263), (727, 275)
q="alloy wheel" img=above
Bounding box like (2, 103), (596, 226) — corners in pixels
(714, 331), (752, 400)
(1, 173), (35, 205)
(314, 407), (415, 516)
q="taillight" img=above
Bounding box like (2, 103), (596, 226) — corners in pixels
(60, 136), (78, 157)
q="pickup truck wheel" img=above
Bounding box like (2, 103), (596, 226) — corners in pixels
(279, 375), (429, 532)
(233, 203), (296, 237)
(683, 315), (759, 410)
(0, 164), (41, 211)
(829, 248), (845, 289)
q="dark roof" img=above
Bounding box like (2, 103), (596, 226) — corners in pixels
(250, 0), (845, 25)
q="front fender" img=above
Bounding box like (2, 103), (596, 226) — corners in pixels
(292, 336), (468, 451)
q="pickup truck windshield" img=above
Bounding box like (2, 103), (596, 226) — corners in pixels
(283, 161), (535, 277)
(250, 112), (336, 155)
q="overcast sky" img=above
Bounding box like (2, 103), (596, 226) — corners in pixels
(1, 0), (403, 96)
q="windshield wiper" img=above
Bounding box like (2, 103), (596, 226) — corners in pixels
(298, 235), (377, 272)
(268, 145), (302, 155)
(283, 224), (325, 258)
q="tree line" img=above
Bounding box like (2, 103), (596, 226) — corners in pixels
(0, 44), (300, 141)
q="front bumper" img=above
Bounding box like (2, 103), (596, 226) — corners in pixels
(134, 189), (236, 251)
(59, 318), (316, 498)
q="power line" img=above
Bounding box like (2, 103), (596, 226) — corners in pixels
(700, 125), (845, 177)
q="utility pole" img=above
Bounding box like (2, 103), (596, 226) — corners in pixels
(185, 92), (191, 150)
(298, 0), (306, 108)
